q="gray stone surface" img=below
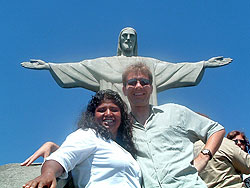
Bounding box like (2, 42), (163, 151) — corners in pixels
(0, 163), (73, 188)
(0, 163), (41, 188)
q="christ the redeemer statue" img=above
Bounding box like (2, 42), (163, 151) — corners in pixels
(21, 27), (232, 106)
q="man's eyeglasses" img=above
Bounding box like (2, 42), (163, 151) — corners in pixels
(127, 78), (151, 86)
(233, 139), (247, 145)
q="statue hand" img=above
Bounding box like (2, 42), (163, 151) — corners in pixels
(21, 59), (50, 70)
(204, 56), (233, 68)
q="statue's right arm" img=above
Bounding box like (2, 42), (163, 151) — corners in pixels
(21, 58), (101, 90)
(21, 142), (59, 166)
(22, 160), (63, 188)
(21, 59), (50, 70)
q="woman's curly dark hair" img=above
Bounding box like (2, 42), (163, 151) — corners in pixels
(78, 89), (137, 157)
(227, 130), (250, 153)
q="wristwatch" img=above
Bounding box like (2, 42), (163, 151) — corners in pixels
(201, 149), (213, 160)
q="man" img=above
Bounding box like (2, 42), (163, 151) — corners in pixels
(227, 130), (250, 187)
(122, 63), (225, 187)
(21, 27), (232, 107)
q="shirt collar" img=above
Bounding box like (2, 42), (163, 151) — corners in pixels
(151, 105), (164, 114)
(130, 105), (164, 127)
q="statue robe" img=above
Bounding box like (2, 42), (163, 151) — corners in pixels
(49, 56), (205, 106)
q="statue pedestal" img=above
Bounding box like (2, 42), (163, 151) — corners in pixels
(0, 163), (74, 188)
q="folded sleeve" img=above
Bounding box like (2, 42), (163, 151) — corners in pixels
(45, 129), (97, 179)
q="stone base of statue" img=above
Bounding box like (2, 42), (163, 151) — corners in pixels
(0, 163), (74, 188)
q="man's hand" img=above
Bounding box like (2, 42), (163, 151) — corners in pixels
(194, 153), (210, 173)
(21, 59), (50, 70)
(21, 142), (59, 166)
(194, 129), (226, 172)
(193, 152), (210, 173)
(204, 56), (233, 68)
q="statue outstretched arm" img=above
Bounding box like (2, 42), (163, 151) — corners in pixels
(21, 59), (50, 70)
(204, 56), (233, 68)
(154, 56), (232, 92)
(154, 59), (205, 92)
(21, 58), (100, 90)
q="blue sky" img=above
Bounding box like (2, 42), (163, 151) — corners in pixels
(1, 1), (249, 165)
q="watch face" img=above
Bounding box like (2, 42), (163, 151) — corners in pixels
(202, 149), (209, 154)
(201, 149), (212, 160)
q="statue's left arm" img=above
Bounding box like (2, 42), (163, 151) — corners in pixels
(155, 60), (205, 92)
(154, 56), (232, 92)
(204, 56), (233, 68)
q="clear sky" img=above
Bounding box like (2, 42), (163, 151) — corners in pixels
(1, 1), (249, 165)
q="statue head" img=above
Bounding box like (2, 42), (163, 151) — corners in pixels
(117, 27), (138, 57)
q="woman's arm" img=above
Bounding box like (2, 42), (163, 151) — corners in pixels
(22, 160), (64, 188)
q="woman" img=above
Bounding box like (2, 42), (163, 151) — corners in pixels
(227, 130), (250, 188)
(227, 130), (250, 153)
(22, 89), (141, 188)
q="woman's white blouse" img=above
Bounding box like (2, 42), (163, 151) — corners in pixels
(46, 129), (141, 188)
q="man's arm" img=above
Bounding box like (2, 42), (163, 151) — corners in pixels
(21, 142), (59, 166)
(193, 129), (225, 172)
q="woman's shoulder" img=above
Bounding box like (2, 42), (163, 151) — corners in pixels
(65, 128), (98, 143)
(70, 128), (94, 135)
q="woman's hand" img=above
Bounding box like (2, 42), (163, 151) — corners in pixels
(22, 173), (57, 188)
(23, 160), (64, 188)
